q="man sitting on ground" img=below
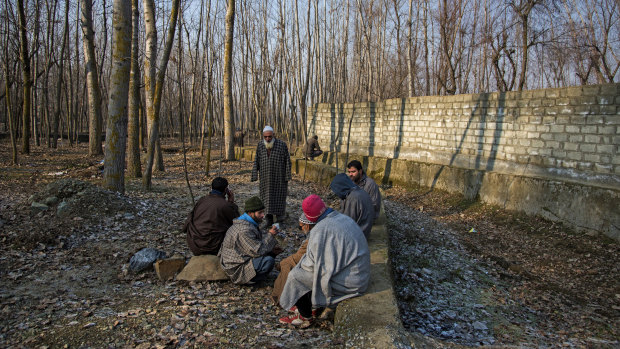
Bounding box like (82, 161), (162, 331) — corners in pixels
(347, 160), (381, 221)
(278, 195), (370, 327)
(330, 173), (374, 238)
(219, 196), (283, 284)
(184, 177), (239, 256)
(304, 135), (323, 160)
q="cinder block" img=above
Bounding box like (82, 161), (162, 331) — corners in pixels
(567, 151), (583, 161)
(563, 143), (579, 151)
(597, 144), (614, 154)
(580, 144), (597, 154)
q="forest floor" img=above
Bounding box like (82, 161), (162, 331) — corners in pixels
(0, 137), (618, 348)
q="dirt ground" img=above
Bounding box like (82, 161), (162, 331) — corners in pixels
(0, 137), (618, 348)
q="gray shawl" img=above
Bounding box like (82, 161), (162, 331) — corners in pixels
(279, 210), (370, 310)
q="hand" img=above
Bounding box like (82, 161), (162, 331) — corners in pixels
(225, 188), (235, 203)
(271, 245), (284, 256)
(268, 225), (279, 235)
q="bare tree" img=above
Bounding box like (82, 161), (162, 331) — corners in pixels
(103, 0), (132, 193)
(127, 0), (142, 177)
(142, 0), (181, 190)
(16, 0), (32, 154)
(223, 0), (236, 161)
(81, 0), (104, 156)
(4, 0), (17, 163)
(510, 0), (542, 91)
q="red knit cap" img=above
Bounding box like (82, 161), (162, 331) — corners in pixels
(302, 195), (326, 222)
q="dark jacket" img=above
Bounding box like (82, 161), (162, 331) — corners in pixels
(330, 173), (374, 238)
(184, 193), (239, 255)
(304, 137), (321, 157)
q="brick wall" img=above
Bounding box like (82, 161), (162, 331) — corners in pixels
(308, 83), (620, 190)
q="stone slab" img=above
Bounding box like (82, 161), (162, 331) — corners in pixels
(176, 255), (228, 281)
(154, 256), (186, 281)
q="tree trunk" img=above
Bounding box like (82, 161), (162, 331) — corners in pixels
(17, 0), (31, 154)
(103, 0), (132, 193)
(3, 5), (17, 163)
(127, 0), (142, 177)
(142, 0), (180, 190)
(223, 0), (236, 161)
(52, 0), (70, 148)
(81, 0), (103, 156)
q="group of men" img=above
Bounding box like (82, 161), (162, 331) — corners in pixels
(183, 126), (382, 328)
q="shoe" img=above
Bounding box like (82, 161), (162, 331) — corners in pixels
(289, 306), (297, 313)
(279, 313), (313, 327)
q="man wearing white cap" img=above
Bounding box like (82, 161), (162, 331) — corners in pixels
(251, 125), (292, 227)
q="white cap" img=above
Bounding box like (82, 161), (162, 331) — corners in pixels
(263, 125), (274, 133)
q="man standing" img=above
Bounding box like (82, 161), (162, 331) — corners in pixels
(347, 160), (382, 221)
(184, 177), (239, 256)
(278, 195), (370, 327)
(304, 135), (323, 160)
(219, 196), (282, 284)
(330, 173), (374, 238)
(251, 125), (292, 227)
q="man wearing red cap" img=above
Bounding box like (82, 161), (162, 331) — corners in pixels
(278, 195), (370, 327)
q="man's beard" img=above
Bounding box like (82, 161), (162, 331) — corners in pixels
(264, 139), (275, 149)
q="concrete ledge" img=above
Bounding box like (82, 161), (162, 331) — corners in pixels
(333, 218), (411, 348)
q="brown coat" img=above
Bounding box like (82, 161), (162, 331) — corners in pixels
(184, 193), (239, 255)
(271, 239), (308, 305)
(304, 137), (321, 157)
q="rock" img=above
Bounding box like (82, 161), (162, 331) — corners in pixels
(154, 256), (186, 281)
(56, 201), (69, 217)
(44, 196), (59, 206)
(176, 255), (228, 281)
(129, 248), (167, 273)
(472, 321), (488, 330)
(31, 202), (49, 213)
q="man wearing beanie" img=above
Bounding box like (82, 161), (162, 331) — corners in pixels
(329, 173), (374, 238)
(184, 177), (239, 256)
(279, 195), (370, 327)
(251, 125), (292, 228)
(219, 196), (283, 284)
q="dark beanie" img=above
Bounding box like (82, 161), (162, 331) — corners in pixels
(244, 196), (264, 212)
(211, 177), (228, 192)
